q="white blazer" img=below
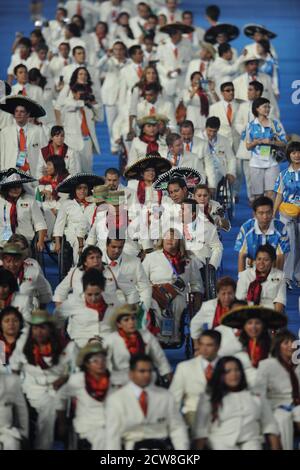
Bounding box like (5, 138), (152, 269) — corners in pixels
(156, 40), (192, 96)
(11, 83), (44, 106)
(53, 199), (95, 245)
(104, 329), (171, 386)
(105, 382), (189, 450)
(209, 99), (241, 151)
(236, 267), (287, 308)
(200, 133), (236, 187)
(100, 56), (128, 106)
(0, 123), (48, 177)
(182, 89), (209, 132)
(127, 137), (167, 166)
(137, 97), (177, 129)
(17, 258), (52, 307)
(184, 58), (214, 86)
(193, 390), (279, 448)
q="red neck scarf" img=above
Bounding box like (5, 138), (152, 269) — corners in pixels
(41, 142), (68, 161)
(213, 301), (229, 328)
(140, 134), (159, 154)
(39, 173), (69, 199)
(76, 198), (90, 208)
(6, 196), (19, 233)
(118, 328), (145, 356)
(85, 371), (110, 401)
(197, 88), (209, 117)
(86, 296), (108, 321)
(163, 249), (186, 275)
(247, 338), (266, 368)
(0, 334), (17, 362)
(278, 357), (300, 406)
(137, 180), (162, 205)
(32, 342), (53, 369)
(247, 270), (269, 305)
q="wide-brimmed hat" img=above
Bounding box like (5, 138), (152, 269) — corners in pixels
(28, 310), (56, 326)
(240, 54), (265, 69)
(153, 167), (203, 191)
(109, 304), (138, 330)
(0, 168), (36, 187)
(86, 185), (109, 203)
(155, 114), (170, 124)
(200, 41), (216, 59)
(0, 242), (25, 258)
(204, 23), (240, 44)
(76, 341), (107, 367)
(243, 24), (277, 40)
(56, 173), (105, 193)
(124, 155), (172, 180)
(221, 305), (287, 330)
(137, 115), (160, 128)
(160, 23), (194, 35)
(0, 95), (46, 118)
(104, 190), (126, 206)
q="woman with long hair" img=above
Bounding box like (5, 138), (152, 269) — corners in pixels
(143, 228), (204, 345)
(193, 356), (281, 450)
(0, 306), (24, 371)
(0, 267), (31, 323)
(257, 329), (300, 450)
(182, 71), (210, 135)
(194, 183), (231, 232)
(10, 310), (74, 449)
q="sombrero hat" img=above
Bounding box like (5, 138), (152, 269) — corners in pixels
(56, 173), (105, 193)
(204, 23), (240, 44)
(124, 155), (172, 180)
(160, 23), (194, 35)
(240, 54), (265, 69)
(0, 95), (46, 118)
(76, 341), (107, 368)
(221, 305), (287, 330)
(109, 304), (138, 331)
(153, 167), (203, 191)
(243, 24), (277, 40)
(200, 41), (216, 59)
(0, 168), (36, 186)
(86, 185), (109, 203)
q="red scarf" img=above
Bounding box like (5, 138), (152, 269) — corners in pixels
(163, 249), (186, 275)
(32, 342), (53, 369)
(278, 357), (300, 406)
(86, 296), (108, 321)
(41, 142), (68, 161)
(39, 173), (68, 199)
(197, 88), (209, 117)
(137, 180), (162, 205)
(247, 271), (269, 305)
(85, 371), (110, 401)
(76, 198), (90, 208)
(247, 338), (266, 368)
(140, 134), (159, 154)
(118, 328), (145, 356)
(6, 196), (19, 233)
(0, 334), (16, 362)
(212, 302), (229, 328)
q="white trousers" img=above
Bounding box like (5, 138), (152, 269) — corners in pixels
(105, 105), (119, 152)
(274, 405), (300, 450)
(280, 213), (300, 282)
(0, 428), (21, 450)
(28, 393), (57, 450)
(209, 437), (262, 450)
(77, 138), (94, 173)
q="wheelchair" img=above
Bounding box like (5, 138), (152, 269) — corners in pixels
(216, 176), (235, 222)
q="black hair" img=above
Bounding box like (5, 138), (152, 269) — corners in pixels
(200, 329), (221, 347)
(23, 322), (64, 367)
(67, 23), (81, 38)
(179, 120), (194, 131)
(207, 356), (248, 421)
(0, 268), (18, 293)
(190, 71), (203, 81)
(249, 80), (264, 95)
(252, 97), (270, 117)
(257, 39), (272, 56)
(46, 155), (69, 178)
(218, 43), (231, 57)
(286, 141), (300, 162)
(129, 353), (153, 371)
(206, 116), (220, 129)
(28, 68), (46, 89)
(0, 184), (26, 199)
(167, 177), (188, 191)
(182, 10), (193, 18)
(78, 246), (103, 268)
(106, 233), (126, 246)
(36, 43), (49, 53)
(69, 183), (92, 200)
(166, 132), (181, 147)
(0, 306), (24, 336)
(205, 5), (220, 21)
(143, 82), (161, 94)
(105, 168), (120, 177)
(252, 196), (273, 211)
(220, 81), (234, 92)
(18, 37), (32, 49)
(216, 276), (236, 293)
(14, 64), (28, 76)
(128, 45), (142, 58)
(51, 125), (64, 137)
(271, 329), (297, 359)
(95, 21), (109, 35)
(82, 268), (106, 292)
(72, 14), (86, 31)
(69, 66), (93, 89)
(255, 243), (276, 262)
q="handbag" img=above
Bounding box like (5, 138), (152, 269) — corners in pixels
(152, 283), (179, 310)
(270, 120), (287, 163)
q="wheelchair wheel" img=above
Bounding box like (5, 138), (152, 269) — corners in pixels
(201, 259), (217, 301)
(58, 237), (74, 281)
(216, 177), (235, 222)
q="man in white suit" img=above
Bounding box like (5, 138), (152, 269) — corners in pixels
(233, 55), (280, 118)
(184, 42), (216, 86)
(129, 2), (152, 39)
(49, 42), (72, 83)
(105, 354), (189, 450)
(170, 330), (221, 429)
(11, 65), (44, 105)
(61, 83), (101, 172)
(136, 83), (177, 129)
(61, 46), (101, 96)
(0, 100), (47, 177)
(209, 44), (244, 96)
(158, 0), (183, 23)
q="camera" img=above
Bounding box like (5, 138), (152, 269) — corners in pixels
(79, 93), (95, 102)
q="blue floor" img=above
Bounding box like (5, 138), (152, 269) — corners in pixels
(0, 1), (299, 350)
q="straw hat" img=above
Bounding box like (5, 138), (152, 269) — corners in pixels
(86, 185), (109, 203)
(137, 115), (160, 128)
(109, 304), (138, 330)
(0, 242), (25, 258)
(200, 41), (216, 59)
(76, 341), (107, 367)
(28, 310), (56, 325)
